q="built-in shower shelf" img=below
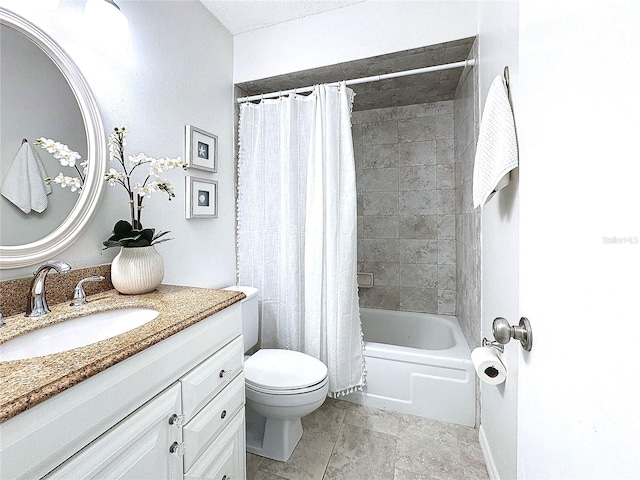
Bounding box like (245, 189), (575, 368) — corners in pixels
(357, 272), (374, 288)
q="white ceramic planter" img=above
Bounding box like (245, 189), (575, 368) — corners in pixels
(111, 246), (164, 295)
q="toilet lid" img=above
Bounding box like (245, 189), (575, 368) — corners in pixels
(245, 349), (328, 392)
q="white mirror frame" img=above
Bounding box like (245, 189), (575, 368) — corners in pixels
(0, 8), (106, 269)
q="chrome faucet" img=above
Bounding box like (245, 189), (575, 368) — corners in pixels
(26, 260), (72, 318)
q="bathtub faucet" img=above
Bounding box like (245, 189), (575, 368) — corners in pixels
(26, 260), (72, 318)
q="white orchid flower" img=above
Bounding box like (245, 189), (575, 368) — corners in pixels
(128, 153), (148, 165)
(104, 168), (125, 186)
(50, 173), (82, 193)
(37, 128), (184, 240)
(34, 137), (82, 168)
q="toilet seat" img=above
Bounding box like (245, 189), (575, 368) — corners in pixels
(245, 349), (328, 395)
(246, 376), (328, 395)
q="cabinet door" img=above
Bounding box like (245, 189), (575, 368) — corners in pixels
(184, 410), (246, 480)
(44, 383), (182, 479)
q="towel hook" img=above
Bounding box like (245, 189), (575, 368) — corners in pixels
(503, 66), (510, 91)
(22, 138), (28, 145)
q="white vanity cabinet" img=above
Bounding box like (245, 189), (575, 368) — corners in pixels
(44, 383), (184, 479)
(0, 303), (246, 480)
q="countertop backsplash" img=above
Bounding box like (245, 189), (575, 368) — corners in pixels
(0, 264), (113, 317)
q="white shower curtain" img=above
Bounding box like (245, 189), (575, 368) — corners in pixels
(237, 83), (365, 397)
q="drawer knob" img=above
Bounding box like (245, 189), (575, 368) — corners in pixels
(220, 409), (227, 419)
(168, 413), (185, 427)
(219, 369), (233, 379)
(169, 441), (186, 457)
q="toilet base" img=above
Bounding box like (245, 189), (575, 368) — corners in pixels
(245, 402), (303, 462)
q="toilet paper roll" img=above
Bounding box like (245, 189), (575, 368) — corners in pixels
(471, 347), (507, 385)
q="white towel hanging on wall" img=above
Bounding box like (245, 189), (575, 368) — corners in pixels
(1, 142), (51, 214)
(472, 73), (519, 208)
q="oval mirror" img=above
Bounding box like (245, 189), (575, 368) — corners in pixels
(0, 8), (106, 268)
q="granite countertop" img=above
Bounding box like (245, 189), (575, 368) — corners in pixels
(0, 285), (244, 423)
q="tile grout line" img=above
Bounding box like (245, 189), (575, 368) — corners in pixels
(320, 402), (348, 480)
(390, 422), (399, 480)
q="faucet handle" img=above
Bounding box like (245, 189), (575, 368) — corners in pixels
(71, 276), (105, 306)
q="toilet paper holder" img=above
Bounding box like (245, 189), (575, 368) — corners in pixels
(482, 337), (505, 353)
(491, 316), (533, 351)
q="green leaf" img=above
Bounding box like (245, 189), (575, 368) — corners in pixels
(103, 221), (173, 249)
(113, 220), (133, 236)
(137, 228), (155, 244)
(120, 237), (151, 247)
(150, 236), (174, 246)
(102, 240), (122, 249)
(152, 230), (171, 242)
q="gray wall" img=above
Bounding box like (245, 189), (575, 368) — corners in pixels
(353, 102), (456, 314)
(352, 48), (481, 346)
(454, 41), (481, 349)
(0, 2), (235, 289)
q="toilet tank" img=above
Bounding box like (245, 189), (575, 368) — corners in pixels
(223, 286), (259, 352)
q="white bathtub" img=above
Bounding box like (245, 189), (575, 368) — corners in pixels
(343, 308), (475, 426)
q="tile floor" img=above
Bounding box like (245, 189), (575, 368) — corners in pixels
(246, 398), (489, 480)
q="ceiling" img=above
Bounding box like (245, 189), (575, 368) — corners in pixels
(198, 2), (475, 111)
(199, 0), (365, 35)
(236, 37), (476, 111)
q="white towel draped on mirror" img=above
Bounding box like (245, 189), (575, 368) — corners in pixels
(237, 83), (365, 397)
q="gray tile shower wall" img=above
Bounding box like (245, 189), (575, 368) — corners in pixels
(353, 101), (457, 314)
(454, 40), (481, 350)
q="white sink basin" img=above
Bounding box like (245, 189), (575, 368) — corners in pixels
(0, 308), (159, 362)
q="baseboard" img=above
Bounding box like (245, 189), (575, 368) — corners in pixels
(479, 424), (501, 480)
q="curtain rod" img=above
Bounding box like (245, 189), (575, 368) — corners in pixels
(236, 59), (476, 104)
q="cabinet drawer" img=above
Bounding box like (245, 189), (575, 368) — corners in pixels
(184, 410), (245, 480)
(183, 375), (244, 472)
(181, 336), (244, 421)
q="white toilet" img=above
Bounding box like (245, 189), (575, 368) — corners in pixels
(224, 286), (329, 462)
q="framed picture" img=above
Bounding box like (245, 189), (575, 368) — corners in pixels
(186, 176), (218, 219)
(185, 125), (217, 172)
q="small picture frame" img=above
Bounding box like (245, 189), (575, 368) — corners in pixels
(186, 176), (218, 219)
(185, 125), (217, 172)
